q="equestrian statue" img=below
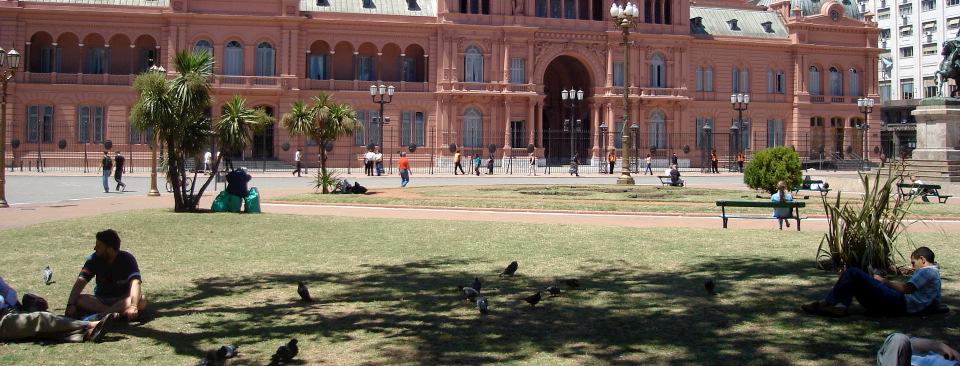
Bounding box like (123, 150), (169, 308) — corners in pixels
(935, 28), (960, 98)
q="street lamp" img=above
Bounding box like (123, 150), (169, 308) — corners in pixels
(370, 84), (395, 148)
(701, 121), (712, 173)
(0, 47), (21, 208)
(857, 97), (874, 169)
(599, 122), (608, 173)
(561, 88), (584, 164)
(730, 93), (749, 171)
(630, 122), (639, 173)
(610, 1), (639, 185)
(146, 64), (165, 197)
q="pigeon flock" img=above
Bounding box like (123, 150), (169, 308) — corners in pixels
(454, 261), (581, 315)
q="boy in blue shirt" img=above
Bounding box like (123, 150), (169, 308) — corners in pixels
(65, 229), (147, 321)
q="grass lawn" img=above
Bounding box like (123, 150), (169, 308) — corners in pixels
(274, 185), (960, 218)
(0, 210), (957, 365)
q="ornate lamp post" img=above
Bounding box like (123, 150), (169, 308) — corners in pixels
(370, 84), (395, 148)
(857, 97), (874, 169)
(730, 93), (749, 170)
(610, 1), (639, 184)
(630, 122), (639, 172)
(0, 47), (21, 208)
(561, 88), (583, 164)
(146, 64), (165, 197)
(599, 122), (608, 173)
(701, 121), (712, 173)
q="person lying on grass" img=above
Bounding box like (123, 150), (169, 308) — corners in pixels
(802, 247), (941, 317)
(0, 276), (116, 343)
(65, 229), (147, 322)
(877, 332), (960, 366)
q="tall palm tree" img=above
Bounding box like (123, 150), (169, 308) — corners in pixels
(281, 93), (359, 193)
(132, 50), (262, 212)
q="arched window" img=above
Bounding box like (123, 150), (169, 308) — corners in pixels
(731, 68), (739, 93)
(848, 68), (860, 96)
(649, 54), (666, 87)
(255, 42), (275, 77)
(463, 108), (483, 147)
(808, 65), (821, 96)
(464, 46), (483, 83)
(648, 111), (666, 148)
(705, 66), (714, 91)
(193, 40), (213, 55)
(738, 67), (749, 93)
(224, 41), (243, 76)
(829, 67), (842, 96)
(695, 66), (703, 91)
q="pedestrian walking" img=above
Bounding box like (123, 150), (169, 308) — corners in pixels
(374, 145), (384, 176)
(100, 151), (112, 193)
(473, 154), (482, 176)
(671, 153), (679, 166)
(710, 149), (719, 173)
(398, 152), (411, 187)
(453, 149), (465, 175)
(736, 152), (745, 172)
(486, 154), (494, 175)
(527, 152), (538, 176)
(569, 155), (579, 177)
(114, 152), (126, 192)
(644, 153), (653, 175)
(364, 148), (375, 176)
(292, 148), (303, 177)
(203, 150), (213, 173)
(607, 150), (616, 174)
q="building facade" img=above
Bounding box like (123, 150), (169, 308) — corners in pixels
(1, 0), (879, 170)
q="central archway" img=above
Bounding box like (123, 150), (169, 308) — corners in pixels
(542, 56), (593, 164)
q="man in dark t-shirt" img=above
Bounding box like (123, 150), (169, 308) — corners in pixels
(65, 229), (147, 321)
(114, 152), (126, 192)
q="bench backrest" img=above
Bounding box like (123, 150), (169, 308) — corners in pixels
(897, 183), (942, 190)
(716, 200), (806, 208)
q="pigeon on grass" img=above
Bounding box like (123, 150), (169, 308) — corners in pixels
(297, 281), (313, 302)
(500, 261), (518, 277)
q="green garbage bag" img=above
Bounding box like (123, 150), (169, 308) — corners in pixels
(212, 191), (243, 213)
(244, 187), (261, 214)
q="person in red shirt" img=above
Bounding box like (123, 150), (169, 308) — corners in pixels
(398, 152), (411, 187)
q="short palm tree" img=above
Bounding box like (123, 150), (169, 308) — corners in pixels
(281, 93), (359, 193)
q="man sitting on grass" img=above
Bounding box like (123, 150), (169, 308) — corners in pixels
(802, 247), (941, 317)
(0, 276), (116, 343)
(65, 229), (147, 322)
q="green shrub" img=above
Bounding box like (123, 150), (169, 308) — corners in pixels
(743, 147), (802, 194)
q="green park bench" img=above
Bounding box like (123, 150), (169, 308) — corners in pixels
(897, 183), (951, 203)
(715, 200), (807, 231)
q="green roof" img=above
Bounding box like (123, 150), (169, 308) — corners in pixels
(689, 6), (789, 39)
(300, 0), (436, 16)
(22, 0), (168, 6)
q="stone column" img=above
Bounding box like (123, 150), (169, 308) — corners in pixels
(504, 98), (512, 149)
(528, 98), (536, 146)
(909, 100), (960, 181)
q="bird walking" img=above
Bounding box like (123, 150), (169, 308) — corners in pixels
(476, 295), (489, 315)
(471, 277), (482, 293)
(42, 266), (53, 285)
(297, 281), (313, 302)
(500, 261), (518, 277)
(269, 338), (299, 365)
(524, 291), (542, 307)
(458, 286), (479, 301)
(704, 279), (716, 296)
(217, 344), (238, 359)
(545, 286), (561, 297)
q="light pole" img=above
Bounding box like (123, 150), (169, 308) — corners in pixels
(610, 1), (639, 185)
(146, 64), (165, 197)
(730, 93), (749, 171)
(857, 97), (874, 169)
(0, 47), (21, 208)
(599, 122), (608, 173)
(701, 121), (712, 173)
(370, 84), (395, 148)
(630, 122), (639, 173)
(561, 88), (583, 164)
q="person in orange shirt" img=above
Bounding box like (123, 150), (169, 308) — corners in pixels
(736, 152), (746, 173)
(398, 152), (411, 187)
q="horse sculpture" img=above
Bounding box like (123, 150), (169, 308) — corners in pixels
(935, 28), (960, 98)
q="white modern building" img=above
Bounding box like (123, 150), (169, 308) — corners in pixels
(867, 0), (960, 157)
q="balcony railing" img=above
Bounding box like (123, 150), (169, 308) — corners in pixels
(24, 72), (134, 86)
(212, 75), (288, 89)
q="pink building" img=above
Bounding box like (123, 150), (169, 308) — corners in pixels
(1, 0), (880, 170)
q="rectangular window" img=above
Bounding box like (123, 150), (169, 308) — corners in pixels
(767, 119), (785, 147)
(877, 8), (890, 19)
(401, 111), (412, 146)
(357, 56), (374, 81)
(78, 106), (90, 143)
(880, 81), (892, 101)
(509, 58), (525, 84)
(921, 0), (935, 11)
(414, 112), (425, 146)
(536, 0), (546, 16)
(27, 105), (54, 143)
(613, 62), (624, 87)
(695, 117), (713, 149)
(40, 47), (62, 73)
(924, 77), (936, 98)
(354, 111), (367, 146)
(224, 47), (243, 76)
(705, 67), (714, 91)
(550, 0), (561, 17)
(733, 118), (751, 150)
(308, 54), (327, 80)
(900, 25), (913, 37)
(950, 17), (960, 29)
(879, 29), (891, 39)
(766, 69), (773, 93)
(776, 71), (785, 94)
(85, 47), (109, 74)
(900, 46), (914, 57)
(923, 43), (938, 55)
(901, 79), (914, 99)
(695, 67), (703, 91)
(564, 0), (575, 18)
(950, 0), (959, 6)
(401, 57), (417, 82)
(923, 21), (937, 32)
(92, 106), (105, 143)
(510, 120), (525, 148)
(614, 122), (624, 149)
(369, 110), (381, 146)
(899, 4), (912, 15)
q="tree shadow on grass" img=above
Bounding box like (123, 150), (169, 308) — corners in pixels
(128, 257), (957, 365)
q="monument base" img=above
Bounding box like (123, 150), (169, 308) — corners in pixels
(908, 98), (960, 182)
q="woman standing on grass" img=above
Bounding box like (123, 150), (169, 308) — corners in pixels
(771, 181), (794, 229)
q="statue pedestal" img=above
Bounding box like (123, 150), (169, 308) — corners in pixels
(909, 98), (960, 182)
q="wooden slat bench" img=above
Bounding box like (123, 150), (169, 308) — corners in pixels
(897, 183), (951, 203)
(657, 175), (683, 187)
(716, 200), (807, 231)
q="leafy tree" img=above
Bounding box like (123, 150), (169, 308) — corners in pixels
(743, 146), (803, 194)
(281, 93), (360, 193)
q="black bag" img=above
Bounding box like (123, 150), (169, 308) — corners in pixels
(19, 293), (49, 312)
(352, 183), (367, 194)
